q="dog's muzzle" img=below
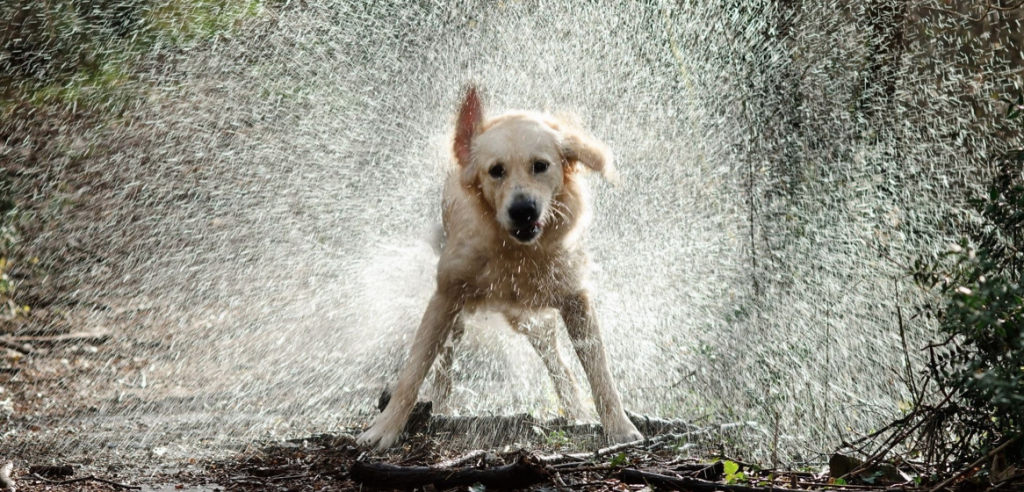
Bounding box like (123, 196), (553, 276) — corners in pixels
(508, 198), (542, 243)
(511, 223), (542, 242)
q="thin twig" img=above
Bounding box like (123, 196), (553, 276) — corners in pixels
(796, 479), (907, 489)
(435, 450), (487, 468)
(923, 334), (957, 350)
(920, 0), (1024, 23)
(990, 0), (1024, 11)
(843, 391), (955, 480)
(621, 469), (781, 492)
(29, 473), (141, 490)
(569, 480), (614, 488)
(538, 431), (705, 465)
(929, 435), (1022, 492)
(556, 465), (618, 473)
(838, 409), (918, 451)
(991, 470), (1024, 490)
(895, 279), (918, 397)
(0, 339), (30, 355)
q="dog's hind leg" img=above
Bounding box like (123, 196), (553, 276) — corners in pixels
(557, 291), (642, 444)
(357, 292), (462, 450)
(506, 311), (586, 421)
(429, 313), (465, 413)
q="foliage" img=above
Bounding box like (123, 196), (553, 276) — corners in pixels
(1, 0), (263, 109)
(723, 460), (746, 484)
(912, 92), (1024, 459)
(0, 170), (17, 316)
(609, 452), (628, 467)
(544, 430), (571, 448)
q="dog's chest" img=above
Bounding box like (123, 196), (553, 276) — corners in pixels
(466, 251), (584, 308)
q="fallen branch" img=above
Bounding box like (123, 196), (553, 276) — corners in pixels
(928, 434), (1021, 492)
(537, 439), (648, 465)
(552, 464), (618, 473)
(842, 391), (954, 481)
(620, 469), (777, 492)
(29, 473), (141, 490)
(675, 461), (725, 480)
(2, 330), (110, 345)
(0, 339), (30, 355)
(537, 431), (702, 465)
(350, 454), (548, 489)
(427, 413), (540, 437)
(435, 449), (487, 468)
(992, 471), (1024, 491)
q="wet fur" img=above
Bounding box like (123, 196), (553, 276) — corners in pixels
(356, 87), (641, 450)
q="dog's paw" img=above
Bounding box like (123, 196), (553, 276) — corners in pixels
(356, 421), (402, 451)
(605, 420), (644, 444)
(606, 428), (644, 445)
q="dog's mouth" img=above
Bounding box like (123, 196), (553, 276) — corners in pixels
(510, 222), (542, 243)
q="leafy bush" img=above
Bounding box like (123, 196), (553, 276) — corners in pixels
(1, 0), (262, 108)
(912, 93), (1024, 458)
(0, 170), (19, 318)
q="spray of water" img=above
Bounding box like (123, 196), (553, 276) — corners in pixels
(2, 0), (1020, 464)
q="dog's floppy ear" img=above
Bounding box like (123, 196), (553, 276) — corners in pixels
(453, 85), (483, 168)
(560, 128), (619, 184)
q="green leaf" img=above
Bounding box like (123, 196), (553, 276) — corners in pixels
(723, 460), (740, 476)
(834, 478), (848, 485)
(610, 452), (628, 467)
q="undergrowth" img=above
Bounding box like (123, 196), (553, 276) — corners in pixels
(910, 92), (1024, 465)
(0, 0), (264, 111)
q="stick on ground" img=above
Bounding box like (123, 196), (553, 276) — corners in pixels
(620, 469), (781, 492)
(435, 449), (488, 468)
(29, 474), (140, 490)
(928, 434), (1021, 492)
(0, 339), (30, 355)
(350, 455), (549, 489)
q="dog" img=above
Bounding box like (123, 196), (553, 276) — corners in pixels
(356, 86), (642, 450)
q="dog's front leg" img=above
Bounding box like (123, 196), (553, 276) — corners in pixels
(558, 291), (642, 444)
(357, 292), (462, 450)
(429, 314), (465, 413)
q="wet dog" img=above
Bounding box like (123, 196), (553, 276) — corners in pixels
(357, 86), (642, 449)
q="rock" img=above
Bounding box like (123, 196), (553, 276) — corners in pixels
(828, 453), (863, 478)
(0, 462), (14, 491)
(829, 453), (905, 485)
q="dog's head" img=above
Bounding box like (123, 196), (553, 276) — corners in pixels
(453, 86), (616, 245)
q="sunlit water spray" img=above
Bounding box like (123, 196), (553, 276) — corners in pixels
(3, 0), (1015, 464)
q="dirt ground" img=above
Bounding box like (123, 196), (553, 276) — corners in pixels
(3, 311), (1019, 491)
(0, 319), (778, 492)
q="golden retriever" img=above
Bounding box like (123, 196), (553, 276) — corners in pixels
(356, 86), (642, 449)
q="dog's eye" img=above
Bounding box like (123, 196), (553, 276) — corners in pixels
(532, 161), (549, 174)
(489, 164), (506, 179)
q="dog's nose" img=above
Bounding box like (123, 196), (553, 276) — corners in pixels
(508, 199), (539, 225)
